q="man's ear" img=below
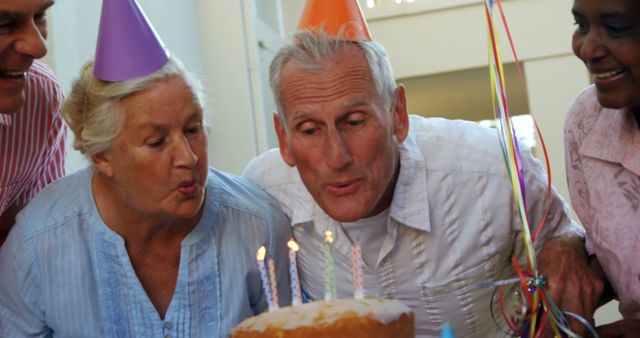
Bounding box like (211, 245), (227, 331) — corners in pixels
(92, 152), (114, 177)
(392, 84), (409, 143)
(273, 112), (296, 167)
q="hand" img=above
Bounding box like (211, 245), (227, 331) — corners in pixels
(536, 237), (604, 337)
(597, 319), (640, 338)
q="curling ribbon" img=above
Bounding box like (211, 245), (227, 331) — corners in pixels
(481, 1), (598, 337)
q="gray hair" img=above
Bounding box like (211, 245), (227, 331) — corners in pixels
(269, 29), (397, 124)
(61, 57), (206, 159)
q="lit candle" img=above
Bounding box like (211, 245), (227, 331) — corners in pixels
(351, 241), (364, 299)
(267, 257), (279, 310)
(324, 230), (336, 301)
(287, 239), (303, 306)
(256, 246), (277, 311)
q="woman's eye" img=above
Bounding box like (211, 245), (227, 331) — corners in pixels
(573, 19), (588, 33)
(148, 139), (165, 148)
(606, 24), (631, 35)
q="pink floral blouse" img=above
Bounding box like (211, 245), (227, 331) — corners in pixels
(565, 85), (640, 319)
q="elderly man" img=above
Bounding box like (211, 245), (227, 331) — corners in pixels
(244, 28), (602, 337)
(0, 0), (65, 247)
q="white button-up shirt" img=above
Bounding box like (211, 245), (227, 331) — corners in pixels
(244, 115), (582, 337)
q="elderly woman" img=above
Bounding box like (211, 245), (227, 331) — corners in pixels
(566, 0), (640, 336)
(0, 57), (292, 337)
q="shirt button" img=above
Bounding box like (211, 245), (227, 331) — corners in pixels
(163, 322), (173, 329)
(164, 336), (170, 338)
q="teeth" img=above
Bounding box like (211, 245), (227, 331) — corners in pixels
(0, 70), (25, 78)
(593, 69), (624, 79)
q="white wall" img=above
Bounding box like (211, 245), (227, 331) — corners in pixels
(47, 0), (257, 175)
(195, 0), (259, 174)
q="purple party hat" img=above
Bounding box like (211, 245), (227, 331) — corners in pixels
(94, 0), (169, 81)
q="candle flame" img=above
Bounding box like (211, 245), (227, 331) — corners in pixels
(256, 246), (266, 261)
(287, 239), (299, 252)
(324, 230), (334, 244)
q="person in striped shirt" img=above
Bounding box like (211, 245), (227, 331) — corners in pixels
(0, 0), (65, 247)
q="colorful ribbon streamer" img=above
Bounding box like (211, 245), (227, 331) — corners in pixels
(482, 1), (597, 337)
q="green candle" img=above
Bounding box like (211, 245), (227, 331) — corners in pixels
(324, 230), (336, 301)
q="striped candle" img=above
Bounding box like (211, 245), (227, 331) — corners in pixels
(352, 241), (364, 299)
(287, 239), (303, 306)
(256, 246), (277, 311)
(267, 257), (279, 309)
(324, 230), (336, 301)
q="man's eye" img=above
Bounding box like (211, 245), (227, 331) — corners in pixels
(0, 20), (15, 31)
(301, 128), (317, 136)
(186, 124), (201, 134)
(34, 12), (46, 24)
(347, 119), (363, 126)
(298, 121), (319, 136)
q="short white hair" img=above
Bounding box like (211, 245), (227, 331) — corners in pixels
(62, 57), (206, 159)
(269, 29), (397, 125)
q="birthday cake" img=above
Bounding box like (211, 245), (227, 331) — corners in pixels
(229, 297), (415, 338)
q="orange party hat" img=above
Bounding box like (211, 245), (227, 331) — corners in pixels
(297, 0), (372, 41)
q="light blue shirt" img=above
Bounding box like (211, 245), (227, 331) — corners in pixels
(0, 167), (292, 337)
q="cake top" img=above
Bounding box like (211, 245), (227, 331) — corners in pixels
(234, 298), (412, 332)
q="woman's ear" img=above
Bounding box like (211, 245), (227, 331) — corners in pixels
(92, 152), (114, 177)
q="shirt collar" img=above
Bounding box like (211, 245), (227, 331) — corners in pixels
(0, 113), (12, 126)
(579, 106), (640, 176)
(288, 134), (432, 233)
(389, 135), (431, 232)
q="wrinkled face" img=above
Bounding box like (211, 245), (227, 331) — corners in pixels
(98, 76), (208, 222)
(275, 45), (408, 222)
(572, 0), (640, 111)
(0, 0), (52, 114)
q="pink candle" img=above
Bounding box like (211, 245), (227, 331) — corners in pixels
(352, 241), (364, 299)
(267, 257), (280, 309)
(287, 239), (303, 306)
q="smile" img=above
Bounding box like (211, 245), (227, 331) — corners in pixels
(592, 69), (625, 80)
(591, 68), (626, 86)
(0, 70), (26, 79)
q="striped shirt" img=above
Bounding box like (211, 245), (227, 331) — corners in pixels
(0, 61), (65, 217)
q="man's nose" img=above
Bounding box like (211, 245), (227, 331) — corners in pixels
(15, 23), (48, 59)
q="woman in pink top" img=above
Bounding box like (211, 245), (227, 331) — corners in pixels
(565, 0), (640, 336)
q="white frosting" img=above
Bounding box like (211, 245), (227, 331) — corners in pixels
(235, 298), (412, 332)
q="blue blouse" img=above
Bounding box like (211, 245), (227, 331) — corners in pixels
(0, 167), (292, 337)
